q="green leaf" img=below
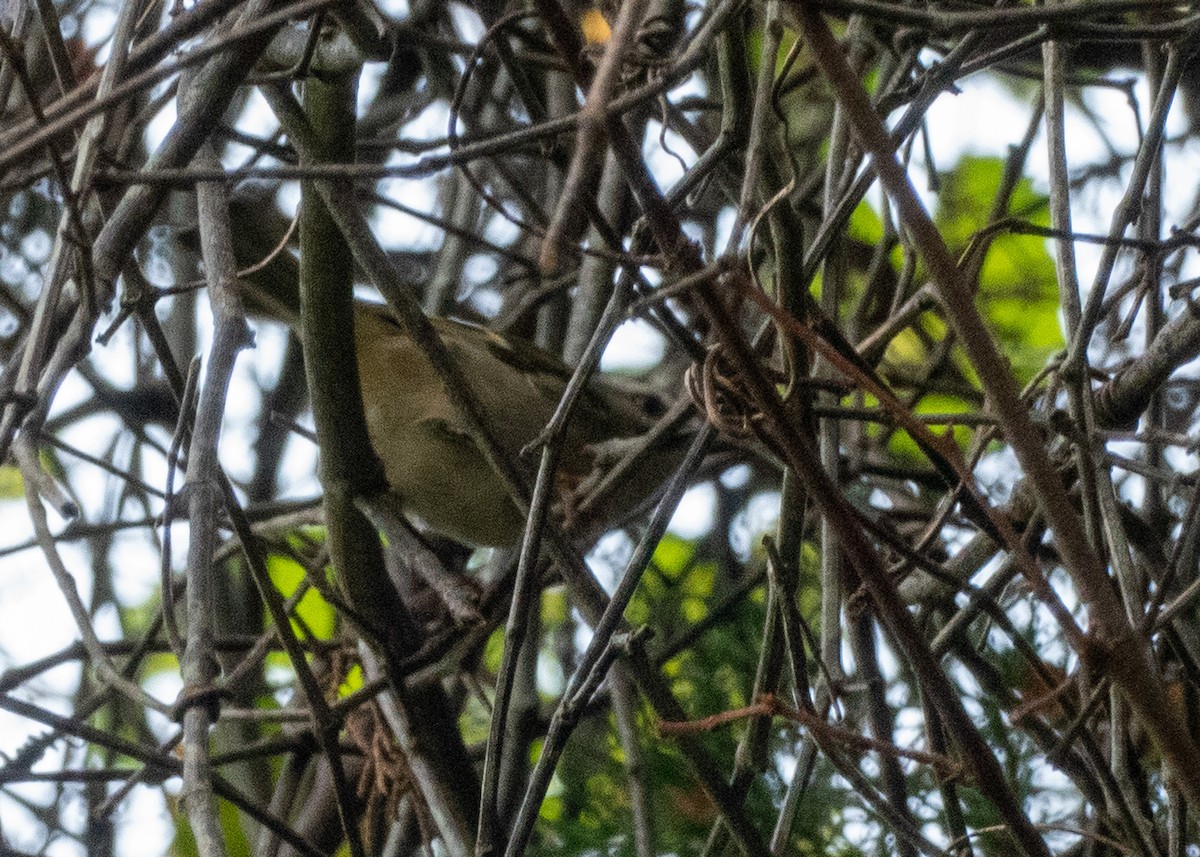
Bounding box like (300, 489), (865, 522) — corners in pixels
(0, 463), (22, 499)
(266, 553), (336, 641)
(934, 154), (1063, 383)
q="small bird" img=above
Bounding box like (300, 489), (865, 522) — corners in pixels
(201, 196), (685, 546)
(349, 301), (678, 545)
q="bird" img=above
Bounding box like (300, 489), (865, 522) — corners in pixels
(197, 195), (686, 546)
(348, 300), (679, 545)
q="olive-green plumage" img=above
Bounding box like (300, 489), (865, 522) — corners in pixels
(352, 303), (666, 545)
(208, 196), (680, 546)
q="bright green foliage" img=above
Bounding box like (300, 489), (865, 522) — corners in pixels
(848, 198), (886, 246)
(169, 795), (251, 856)
(933, 154), (1064, 382)
(0, 463), (22, 499)
(265, 552), (336, 642)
